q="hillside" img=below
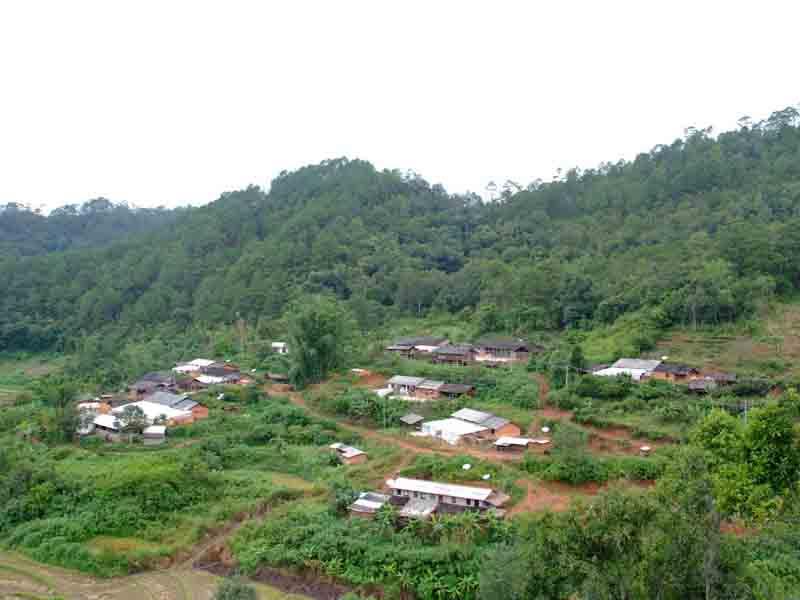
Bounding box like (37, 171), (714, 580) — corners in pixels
(0, 198), (181, 257)
(2, 107), (800, 371)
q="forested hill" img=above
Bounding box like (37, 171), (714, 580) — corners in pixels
(0, 198), (181, 257)
(2, 106), (800, 357)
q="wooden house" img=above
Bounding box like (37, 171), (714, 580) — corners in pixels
(438, 383), (475, 399)
(414, 380), (445, 401)
(650, 363), (701, 383)
(431, 344), (475, 366)
(385, 336), (448, 358)
(473, 338), (539, 366)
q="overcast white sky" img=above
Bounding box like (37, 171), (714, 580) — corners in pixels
(1, 1), (798, 210)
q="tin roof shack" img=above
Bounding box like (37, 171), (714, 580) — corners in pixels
(494, 436), (550, 452)
(688, 373), (737, 394)
(113, 400), (194, 427)
(420, 418), (487, 445)
(348, 492), (390, 519)
(438, 383), (475, 399)
(432, 344), (475, 366)
(271, 342), (289, 354)
(594, 359), (662, 382)
(330, 442), (368, 465)
(415, 380), (445, 401)
(399, 412), (425, 428)
(650, 362), (701, 383)
(142, 425), (166, 446)
(474, 338), (539, 366)
(387, 376), (426, 398)
(451, 408), (521, 438)
(386, 477), (509, 518)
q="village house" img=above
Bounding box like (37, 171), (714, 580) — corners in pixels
(649, 362), (701, 383)
(387, 375), (426, 397)
(431, 344), (475, 366)
(438, 383), (475, 399)
(145, 390), (209, 421)
(594, 358), (662, 381)
(688, 372), (737, 394)
(414, 380), (445, 401)
(172, 358), (217, 374)
(420, 417), (487, 445)
(385, 336), (449, 359)
(129, 371), (176, 399)
(451, 408), (521, 438)
(193, 366), (241, 387)
(329, 442), (368, 465)
(473, 338), (538, 366)
(91, 413), (123, 441)
(271, 342), (289, 354)
(348, 492), (390, 518)
(112, 399), (195, 426)
(386, 477), (509, 518)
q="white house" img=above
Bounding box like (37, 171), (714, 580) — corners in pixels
(386, 477), (508, 511)
(112, 400), (193, 425)
(420, 418), (487, 445)
(272, 342), (288, 354)
(594, 358), (662, 382)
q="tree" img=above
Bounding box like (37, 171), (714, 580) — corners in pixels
(744, 405), (800, 493)
(212, 578), (257, 600)
(478, 544), (528, 600)
(117, 405), (147, 443)
(288, 295), (355, 388)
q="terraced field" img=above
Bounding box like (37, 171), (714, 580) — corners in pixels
(0, 551), (308, 600)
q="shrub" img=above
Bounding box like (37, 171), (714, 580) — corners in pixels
(213, 578), (257, 600)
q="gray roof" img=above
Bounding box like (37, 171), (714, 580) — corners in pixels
(475, 338), (531, 351)
(418, 380), (445, 390)
(451, 407), (509, 430)
(145, 391), (191, 409)
(174, 398), (199, 410)
(611, 358), (662, 371)
(400, 413), (424, 425)
(439, 383), (474, 395)
(434, 344), (474, 356)
(388, 375), (426, 387)
(394, 336), (448, 347)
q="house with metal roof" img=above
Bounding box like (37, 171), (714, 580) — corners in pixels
(594, 358), (662, 381)
(474, 338), (540, 365)
(420, 418), (488, 445)
(438, 383), (475, 398)
(385, 336), (449, 358)
(451, 408), (521, 437)
(386, 477), (509, 517)
(348, 492), (390, 518)
(143, 390), (209, 421)
(432, 344), (475, 366)
(399, 412), (425, 427)
(329, 442), (368, 465)
(387, 375), (427, 396)
(650, 362), (701, 383)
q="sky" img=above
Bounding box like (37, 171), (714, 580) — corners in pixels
(1, 1), (798, 211)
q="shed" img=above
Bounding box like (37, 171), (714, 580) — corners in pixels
(349, 492), (390, 518)
(329, 442), (368, 465)
(142, 425), (166, 445)
(399, 413), (424, 428)
(438, 383), (475, 398)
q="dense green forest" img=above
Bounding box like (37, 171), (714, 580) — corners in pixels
(2, 106), (800, 369)
(0, 198), (180, 257)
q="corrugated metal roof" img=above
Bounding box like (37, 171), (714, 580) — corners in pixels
(329, 443), (365, 459)
(495, 436), (533, 447)
(421, 418), (487, 436)
(434, 344), (474, 355)
(387, 375), (426, 386)
(451, 408), (492, 424)
(146, 391), (189, 408)
(387, 477), (494, 501)
(418, 380), (444, 390)
(399, 413), (424, 425)
(439, 383), (474, 394)
(93, 413), (119, 430)
(611, 358), (662, 371)
(481, 416), (510, 430)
